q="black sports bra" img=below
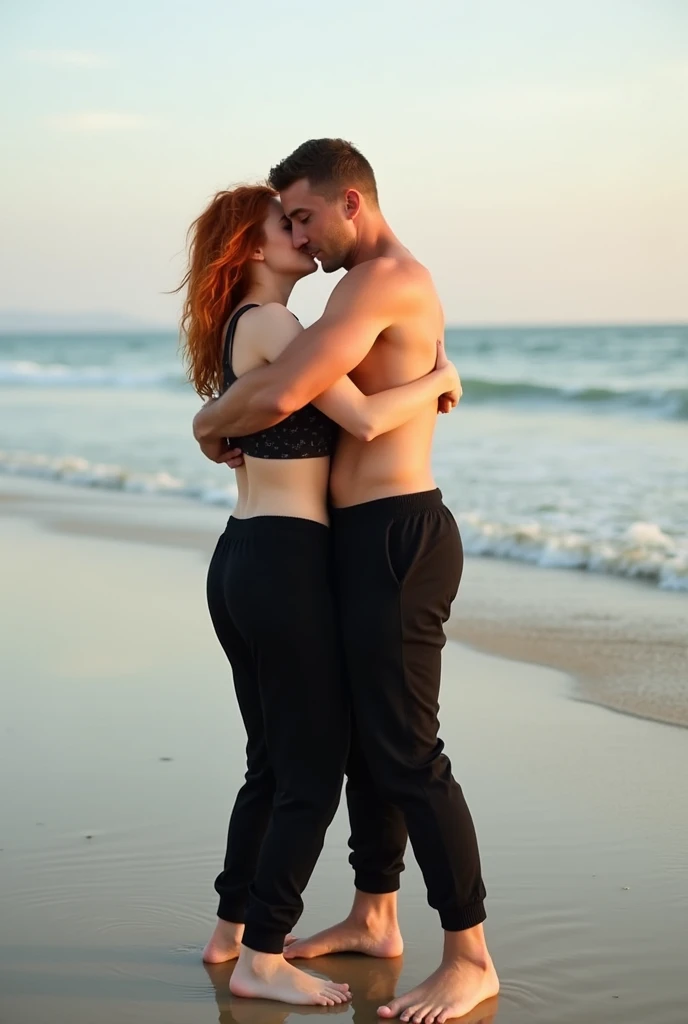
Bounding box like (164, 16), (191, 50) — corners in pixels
(222, 304), (336, 459)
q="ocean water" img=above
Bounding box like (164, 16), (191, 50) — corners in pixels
(1, 324), (686, 591)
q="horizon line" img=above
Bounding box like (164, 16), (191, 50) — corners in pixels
(1, 318), (686, 334)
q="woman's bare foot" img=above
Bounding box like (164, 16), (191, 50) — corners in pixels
(284, 891), (404, 960)
(377, 926), (499, 1024)
(229, 946), (352, 1006)
(203, 918), (244, 963)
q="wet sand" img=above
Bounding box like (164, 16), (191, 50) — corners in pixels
(2, 476), (686, 728)
(0, 479), (687, 1024)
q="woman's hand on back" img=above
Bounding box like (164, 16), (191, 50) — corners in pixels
(434, 339), (462, 414)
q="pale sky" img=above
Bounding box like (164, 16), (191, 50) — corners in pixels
(1, 0), (687, 326)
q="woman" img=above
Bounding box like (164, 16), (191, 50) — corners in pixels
(179, 185), (459, 1007)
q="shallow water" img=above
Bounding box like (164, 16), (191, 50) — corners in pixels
(1, 323), (687, 589)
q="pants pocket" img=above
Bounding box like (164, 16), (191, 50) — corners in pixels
(384, 517), (421, 588)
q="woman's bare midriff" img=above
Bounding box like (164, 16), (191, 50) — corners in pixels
(232, 456), (331, 525)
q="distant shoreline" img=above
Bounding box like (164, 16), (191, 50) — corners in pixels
(1, 319), (687, 335)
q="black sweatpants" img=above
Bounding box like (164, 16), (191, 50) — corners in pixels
(333, 490), (487, 932)
(206, 516), (349, 954)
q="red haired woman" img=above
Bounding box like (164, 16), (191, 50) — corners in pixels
(179, 186), (458, 1007)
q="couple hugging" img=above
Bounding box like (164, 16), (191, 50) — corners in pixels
(181, 138), (498, 1023)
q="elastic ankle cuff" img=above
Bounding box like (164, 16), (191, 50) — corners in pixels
(440, 900), (487, 932)
(354, 874), (401, 895)
(243, 923), (287, 955)
(217, 898), (247, 924)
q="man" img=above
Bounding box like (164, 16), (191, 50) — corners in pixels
(194, 139), (498, 1024)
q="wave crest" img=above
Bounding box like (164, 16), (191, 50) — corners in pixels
(460, 514), (688, 591)
(1, 450), (685, 592)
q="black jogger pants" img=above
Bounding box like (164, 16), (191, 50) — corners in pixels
(333, 489), (487, 932)
(206, 515), (349, 954)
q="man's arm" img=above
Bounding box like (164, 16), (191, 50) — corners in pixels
(193, 258), (411, 441)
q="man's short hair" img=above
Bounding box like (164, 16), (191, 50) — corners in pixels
(268, 139), (379, 205)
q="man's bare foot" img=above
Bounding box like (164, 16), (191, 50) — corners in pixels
(229, 946), (352, 1006)
(377, 925), (499, 1023)
(203, 918), (244, 964)
(284, 891), (404, 960)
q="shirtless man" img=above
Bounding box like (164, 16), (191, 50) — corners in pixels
(193, 139), (499, 1024)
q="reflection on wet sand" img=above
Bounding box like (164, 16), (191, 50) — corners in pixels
(203, 957), (498, 1024)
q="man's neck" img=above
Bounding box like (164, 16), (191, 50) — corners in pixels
(344, 215), (403, 270)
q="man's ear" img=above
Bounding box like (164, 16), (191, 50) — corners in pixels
(343, 189), (362, 220)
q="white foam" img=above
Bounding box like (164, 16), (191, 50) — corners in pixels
(0, 360), (184, 388)
(460, 513), (688, 592)
(0, 450), (186, 497)
(198, 486), (237, 507)
(1, 450), (685, 593)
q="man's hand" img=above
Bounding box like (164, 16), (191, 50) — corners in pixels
(434, 338), (462, 414)
(198, 437), (244, 468)
(196, 399), (244, 467)
(222, 446), (244, 469)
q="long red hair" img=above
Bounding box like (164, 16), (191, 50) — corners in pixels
(177, 185), (277, 398)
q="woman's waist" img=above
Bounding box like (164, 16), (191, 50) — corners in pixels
(234, 458), (330, 525)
